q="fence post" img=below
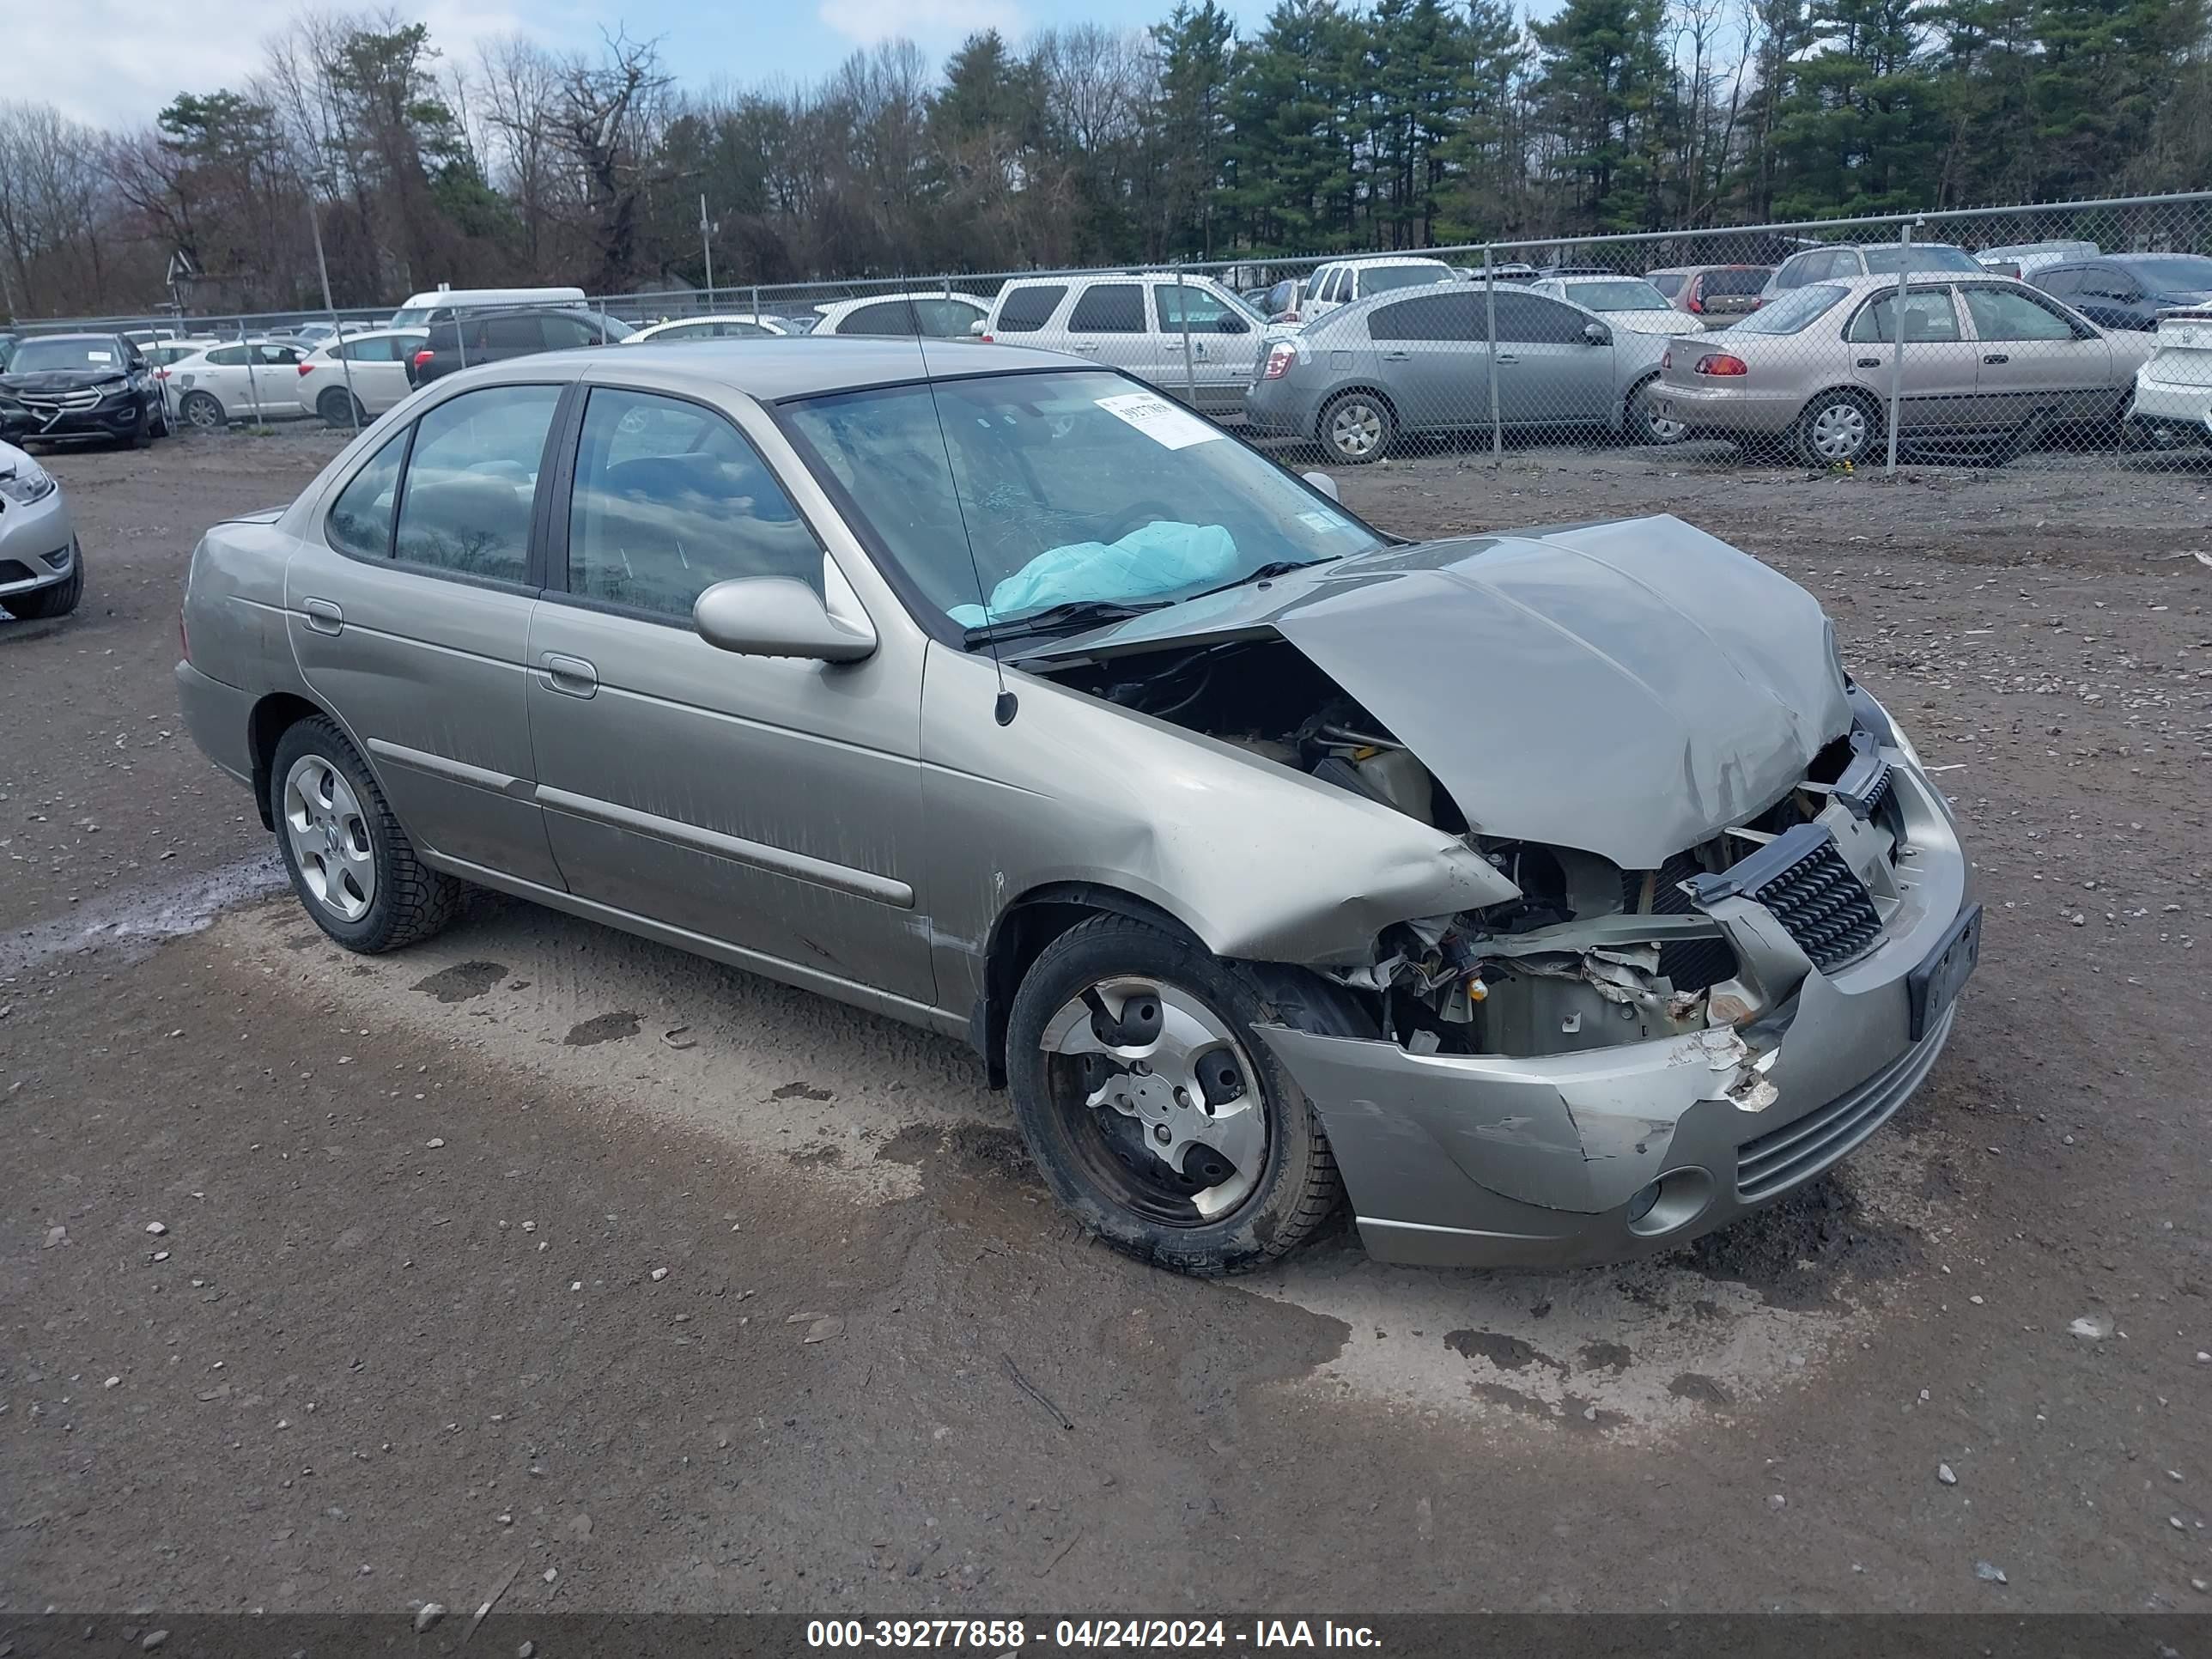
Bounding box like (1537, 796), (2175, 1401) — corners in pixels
(1177, 263), (1197, 408)
(751, 284), (760, 327)
(1483, 246), (1501, 460)
(1886, 220), (1910, 474)
(240, 322), (264, 428)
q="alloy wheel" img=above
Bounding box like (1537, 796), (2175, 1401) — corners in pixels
(282, 754), (377, 922)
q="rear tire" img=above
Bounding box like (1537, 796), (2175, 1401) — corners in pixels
(8, 547), (83, 619)
(179, 391), (224, 431)
(1006, 915), (1348, 1276)
(269, 715), (459, 954)
(1629, 374), (1686, 445)
(1795, 389), (1879, 466)
(318, 388), (367, 429)
(1318, 391), (1395, 465)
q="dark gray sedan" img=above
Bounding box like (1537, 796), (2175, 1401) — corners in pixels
(1244, 285), (1680, 462)
(175, 337), (1976, 1277)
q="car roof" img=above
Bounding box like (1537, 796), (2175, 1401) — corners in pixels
(19, 331), (131, 344)
(532, 336), (1092, 399)
(1322, 254), (1454, 269)
(817, 291), (988, 317)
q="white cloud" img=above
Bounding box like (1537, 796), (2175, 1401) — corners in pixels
(15, 0), (574, 131)
(817, 0), (1024, 52)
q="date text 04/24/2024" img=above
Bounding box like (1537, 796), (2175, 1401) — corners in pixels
(805, 1621), (1382, 1649)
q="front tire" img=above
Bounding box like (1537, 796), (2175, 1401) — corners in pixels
(1795, 389), (1879, 466)
(269, 716), (459, 953)
(1006, 915), (1346, 1275)
(1318, 391), (1395, 465)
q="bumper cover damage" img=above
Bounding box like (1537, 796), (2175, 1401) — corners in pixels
(1259, 755), (1975, 1268)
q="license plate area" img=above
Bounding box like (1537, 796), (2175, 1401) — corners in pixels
(1907, 903), (1981, 1041)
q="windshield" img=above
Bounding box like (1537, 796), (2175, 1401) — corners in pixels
(782, 369), (1384, 636)
(1564, 279), (1674, 312)
(389, 307), (434, 329)
(2127, 255), (2212, 291)
(9, 338), (129, 374)
(1359, 264), (1452, 296)
(1864, 245), (1981, 275)
(1730, 283), (1848, 334)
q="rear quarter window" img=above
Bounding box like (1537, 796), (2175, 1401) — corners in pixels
(994, 285), (1067, 332)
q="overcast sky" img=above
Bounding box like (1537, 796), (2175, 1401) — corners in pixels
(21, 0), (1296, 131)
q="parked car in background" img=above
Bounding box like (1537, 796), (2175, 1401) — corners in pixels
(1528, 276), (1684, 332)
(0, 436), (82, 617)
(1259, 276), (1304, 322)
(1657, 273), (2150, 465)
(141, 337), (221, 368)
(1455, 263), (1538, 283)
(389, 286), (587, 330)
(1976, 240), (2097, 279)
(1246, 283), (1680, 462)
(173, 337), (1970, 1278)
(282, 319), (379, 350)
(1291, 256), (1457, 324)
(2127, 305), (2212, 448)
(1763, 243), (1984, 296)
(0, 332), (167, 447)
(625, 314), (797, 343)
(165, 339), (312, 428)
(980, 272), (1284, 419)
(407, 307), (631, 386)
(810, 292), (990, 337)
(1646, 264), (1773, 327)
(0, 331), (21, 373)
(296, 329), (429, 426)
(2029, 254), (2212, 332)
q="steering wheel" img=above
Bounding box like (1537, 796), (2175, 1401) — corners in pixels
(1099, 498), (1184, 544)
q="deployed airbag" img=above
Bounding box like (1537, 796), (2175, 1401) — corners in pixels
(949, 520), (1239, 628)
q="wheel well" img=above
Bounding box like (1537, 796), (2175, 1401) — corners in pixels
(1805, 385), (1882, 419)
(975, 884), (1202, 1088)
(246, 692), (328, 829)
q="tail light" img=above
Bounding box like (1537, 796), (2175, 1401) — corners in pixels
(1261, 343), (1297, 380)
(1693, 353), (1749, 376)
(412, 349), (434, 371)
(1686, 295), (1704, 313)
(154, 368), (169, 380)
(1661, 349), (1672, 372)
(296, 362), (315, 376)
(977, 333), (994, 343)
(179, 607), (191, 664)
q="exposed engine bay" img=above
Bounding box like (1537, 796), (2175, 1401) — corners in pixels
(1040, 635), (1906, 1072)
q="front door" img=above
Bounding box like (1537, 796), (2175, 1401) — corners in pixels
(1960, 283), (2117, 428)
(286, 381), (568, 888)
(1150, 281), (1261, 416)
(1488, 291), (1614, 432)
(524, 382), (934, 1004)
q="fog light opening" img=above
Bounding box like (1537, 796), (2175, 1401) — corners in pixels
(1626, 1168), (1717, 1237)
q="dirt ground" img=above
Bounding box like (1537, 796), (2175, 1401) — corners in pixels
(3, 428), (2210, 1618)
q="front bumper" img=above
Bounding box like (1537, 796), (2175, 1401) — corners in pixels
(0, 483), (76, 599)
(1258, 754), (1975, 1269)
(16, 398), (144, 440)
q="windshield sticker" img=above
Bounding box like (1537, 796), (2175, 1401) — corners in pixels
(86, 350), (114, 363)
(1297, 508), (1353, 534)
(1095, 391), (1223, 450)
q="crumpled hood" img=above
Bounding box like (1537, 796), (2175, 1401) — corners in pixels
(1028, 514), (1851, 869)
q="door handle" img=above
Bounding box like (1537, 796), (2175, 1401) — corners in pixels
(302, 597), (343, 635)
(540, 653), (598, 698)
(1982, 353), (2009, 364)
(1070, 343), (1100, 354)
(1855, 356), (1882, 368)
(1495, 355), (1521, 365)
(1381, 349), (1412, 361)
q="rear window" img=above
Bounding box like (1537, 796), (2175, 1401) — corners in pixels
(1733, 283), (1848, 334)
(994, 284), (1067, 333)
(1646, 273), (1684, 298)
(1864, 245), (1981, 275)
(1700, 267), (1771, 296)
(1357, 264), (1451, 297)
(2124, 255), (2212, 290)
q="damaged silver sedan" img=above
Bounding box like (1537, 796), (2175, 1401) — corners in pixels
(174, 340), (1979, 1276)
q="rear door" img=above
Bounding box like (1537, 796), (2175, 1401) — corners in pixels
(285, 380), (569, 888)
(524, 379), (933, 1001)
(1060, 283), (1163, 391)
(1150, 280), (1260, 416)
(1844, 285), (1979, 434)
(988, 282), (1070, 346)
(1488, 291), (1613, 430)
(1960, 283), (2116, 428)
(1364, 290), (1489, 433)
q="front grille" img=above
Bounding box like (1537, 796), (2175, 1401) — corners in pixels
(1736, 1006), (1954, 1199)
(23, 390), (102, 413)
(0, 559), (35, 584)
(1688, 822), (1884, 973)
(1636, 851), (1738, 991)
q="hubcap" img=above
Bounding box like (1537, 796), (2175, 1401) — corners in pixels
(1329, 401), (1383, 459)
(282, 754), (376, 922)
(185, 397), (220, 428)
(1810, 402), (1867, 460)
(1042, 977), (1265, 1221)
(1641, 389), (1686, 444)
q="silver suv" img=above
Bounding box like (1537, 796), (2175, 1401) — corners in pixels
(980, 273), (1284, 418)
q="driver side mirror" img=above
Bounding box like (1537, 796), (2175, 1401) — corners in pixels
(694, 577), (877, 664)
(968, 319), (987, 337)
(1583, 320), (1612, 346)
(1301, 471), (1340, 502)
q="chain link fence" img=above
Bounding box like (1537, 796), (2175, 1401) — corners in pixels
(13, 192), (2208, 471)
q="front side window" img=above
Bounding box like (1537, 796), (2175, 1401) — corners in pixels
(325, 430), (407, 560)
(1154, 284), (1247, 334)
(782, 369), (1385, 634)
(566, 388), (821, 617)
(1848, 289), (1963, 344)
(1367, 292), (1480, 342)
(392, 384), (562, 582)
(1491, 292), (1587, 344)
(837, 300), (923, 337)
(1962, 287), (2079, 341)
(205, 345), (250, 368)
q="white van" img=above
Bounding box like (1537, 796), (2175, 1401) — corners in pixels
(387, 286), (588, 329)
